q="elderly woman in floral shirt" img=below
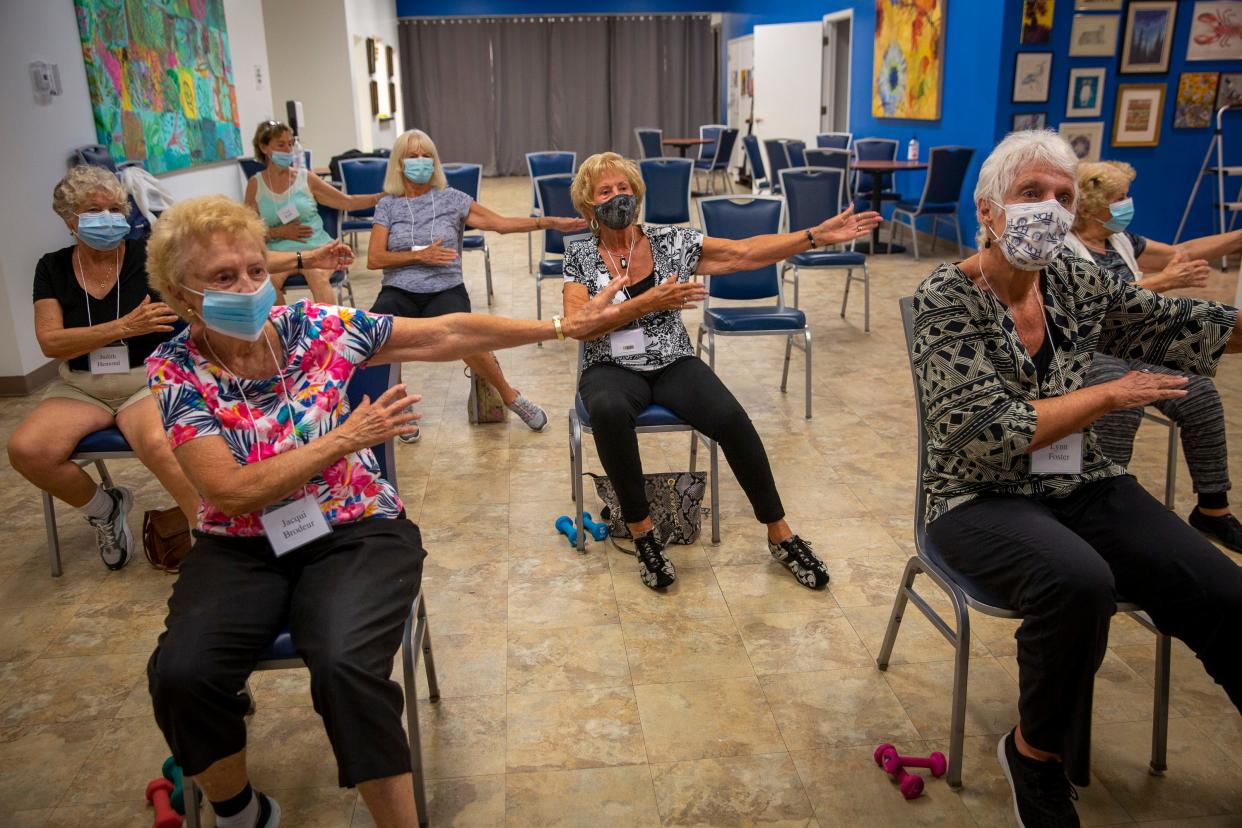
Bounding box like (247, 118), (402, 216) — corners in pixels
(141, 196), (628, 828)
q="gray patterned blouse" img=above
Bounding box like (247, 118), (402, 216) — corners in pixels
(912, 253), (1238, 522)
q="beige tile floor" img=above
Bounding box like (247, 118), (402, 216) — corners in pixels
(1, 176), (1240, 827)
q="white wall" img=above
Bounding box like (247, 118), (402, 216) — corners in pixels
(344, 0), (405, 153)
(0, 0), (273, 381)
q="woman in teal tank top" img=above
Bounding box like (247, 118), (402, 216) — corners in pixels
(244, 121), (382, 304)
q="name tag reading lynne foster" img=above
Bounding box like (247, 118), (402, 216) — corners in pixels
(88, 344), (130, 375)
(276, 203), (300, 225)
(610, 327), (646, 358)
(1030, 432), (1084, 475)
(260, 493), (331, 556)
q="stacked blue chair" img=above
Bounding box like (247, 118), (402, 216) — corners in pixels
(887, 146), (975, 260)
(852, 138), (901, 211)
(639, 158), (694, 226)
(338, 157), (387, 248)
(532, 173), (578, 322)
(635, 128), (664, 160)
(280, 202), (355, 306)
(442, 162), (494, 305)
(762, 139), (792, 195)
(526, 151), (576, 273)
(780, 166), (871, 332)
(696, 196), (812, 418)
(741, 135), (769, 193)
(815, 132), (852, 150)
(785, 140), (807, 169)
(694, 127), (739, 194)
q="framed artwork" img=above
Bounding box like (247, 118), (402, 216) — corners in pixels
(388, 82), (397, 114)
(366, 37), (376, 74)
(369, 80), (379, 117)
(1069, 14), (1120, 56)
(1075, 0), (1121, 9)
(1112, 83), (1166, 146)
(1067, 67), (1107, 117)
(1187, 2), (1242, 61)
(1013, 52), (1053, 102)
(1059, 121), (1105, 161)
(872, 0), (946, 119)
(1119, 2), (1177, 74)
(1174, 72), (1220, 128)
(1013, 112), (1048, 130)
(1218, 73), (1242, 109)
(386, 45), (394, 78)
(1021, 0), (1055, 44)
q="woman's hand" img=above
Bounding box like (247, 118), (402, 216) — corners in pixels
(270, 221), (314, 241)
(120, 295), (180, 337)
(1156, 251), (1210, 290)
(562, 276), (632, 340)
(335, 383), (421, 451)
(810, 205), (882, 247)
(643, 281), (707, 313)
(417, 240), (459, 265)
(304, 240), (355, 271)
(1107, 370), (1188, 410)
(547, 216), (589, 233)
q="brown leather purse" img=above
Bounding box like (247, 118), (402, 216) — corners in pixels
(142, 507), (192, 572)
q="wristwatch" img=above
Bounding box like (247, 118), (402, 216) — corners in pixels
(804, 228), (816, 249)
(552, 315), (565, 341)
(296, 250), (304, 270)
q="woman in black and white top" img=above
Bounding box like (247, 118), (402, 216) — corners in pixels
(562, 152), (879, 590)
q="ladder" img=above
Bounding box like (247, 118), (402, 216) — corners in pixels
(1175, 105), (1241, 267)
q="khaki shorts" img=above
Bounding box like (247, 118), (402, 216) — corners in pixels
(42, 363), (152, 417)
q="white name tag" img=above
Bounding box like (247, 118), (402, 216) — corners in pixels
(410, 244), (428, 252)
(610, 327), (646, 358)
(88, 345), (130, 375)
(276, 203), (300, 224)
(1031, 432), (1084, 475)
(260, 493), (332, 556)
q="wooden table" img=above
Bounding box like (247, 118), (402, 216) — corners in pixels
(853, 159), (927, 254)
(662, 137), (710, 158)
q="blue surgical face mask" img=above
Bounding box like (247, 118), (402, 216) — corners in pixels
(403, 157), (435, 184)
(75, 211), (130, 251)
(269, 150), (294, 168)
(185, 276), (277, 342)
(1101, 197), (1134, 233)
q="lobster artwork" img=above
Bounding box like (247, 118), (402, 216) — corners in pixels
(1194, 7), (1242, 50)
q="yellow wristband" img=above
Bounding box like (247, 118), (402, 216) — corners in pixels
(552, 315), (565, 341)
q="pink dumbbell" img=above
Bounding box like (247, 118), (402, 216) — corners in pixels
(876, 744), (948, 778)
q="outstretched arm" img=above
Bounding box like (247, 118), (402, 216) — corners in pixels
(695, 205), (880, 275)
(465, 201), (587, 235)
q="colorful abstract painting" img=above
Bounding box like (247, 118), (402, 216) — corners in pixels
(1174, 71), (1219, 128)
(73, 0), (243, 174)
(872, 0), (947, 121)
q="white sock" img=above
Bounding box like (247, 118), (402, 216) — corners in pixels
(214, 789), (259, 828)
(79, 486), (114, 521)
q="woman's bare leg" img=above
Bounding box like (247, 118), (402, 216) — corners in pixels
(116, 395), (200, 522)
(7, 398), (115, 506)
(357, 774), (420, 828)
(462, 352), (517, 405)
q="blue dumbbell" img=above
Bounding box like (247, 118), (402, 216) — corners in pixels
(581, 512), (610, 541)
(554, 515), (581, 546)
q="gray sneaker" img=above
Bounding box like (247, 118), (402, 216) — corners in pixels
(87, 486), (133, 571)
(508, 393), (548, 432)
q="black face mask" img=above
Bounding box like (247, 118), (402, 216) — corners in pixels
(593, 194), (638, 230)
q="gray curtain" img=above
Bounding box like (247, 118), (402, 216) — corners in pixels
(401, 15), (715, 176)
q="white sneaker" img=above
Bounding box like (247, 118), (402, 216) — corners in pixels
(87, 486), (133, 571)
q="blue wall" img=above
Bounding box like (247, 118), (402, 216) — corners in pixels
(995, 0), (1237, 241)
(396, 0), (715, 12)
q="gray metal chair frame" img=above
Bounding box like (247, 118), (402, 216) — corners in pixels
(41, 448), (132, 577)
(878, 296), (1172, 790)
(886, 146), (973, 260)
(635, 127), (664, 159)
(695, 124), (730, 194)
(695, 195), (812, 419)
(442, 162), (494, 305)
(526, 151), (577, 274)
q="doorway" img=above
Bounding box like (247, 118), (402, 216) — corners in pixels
(821, 11), (852, 134)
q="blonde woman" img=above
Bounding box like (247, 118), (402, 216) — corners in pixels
(244, 120), (381, 304)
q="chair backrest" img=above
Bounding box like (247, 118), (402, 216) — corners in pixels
(918, 146), (975, 208)
(763, 139), (792, 186)
(742, 134), (766, 182)
(712, 128), (740, 170)
(816, 132), (852, 150)
(345, 362), (400, 489)
(442, 162), (482, 200)
(786, 140), (807, 169)
(316, 202), (341, 240)
(779, 167), (848, 233)
(75, 144), (118, 172)
(527, 151), (576, 210)
(534, 173), (577, 257)
(698, 124), (725, 161)
(899, 295), (928, 532)
(339, 158), (388, 220)
(238, 158), (266, 180)
(697, 196), (785, 302)
(854, 138), (898, 162)
(635, 128), (663, 160)
(639, 158), (693, 225)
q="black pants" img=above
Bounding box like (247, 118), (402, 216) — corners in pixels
(370, 283), (471, 318)
(579, 357), (784, 525)
(927, 475), (1242, 785)
(148, 517), (427, 787)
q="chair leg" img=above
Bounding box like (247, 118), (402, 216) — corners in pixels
(527, 232), (533, 273)
(877, 557), (920, 669)
(1164, 421), (1179, 510)
(346, 280), (356, 307)
(862, 264), (871, 334)
(804, 329), (812, 419)
(484, 243), (494, 307)
(945, 588), (972, 790)
(707, 330), (716, 372)
(95, 459), (115, 488)
(402, 611), (429, 827)
(781, 336), (792, 393)
(42, 490), (63, 578)
(840, 272), (851, 319)
(185, 778), (202, 828)
(710, 438), (721, 544)
(419, 598), (440, 701)
(910, 215), (921, 261)
(571, 416), (587, 553)
(792, 266), (800, 308)
(1150, 631), (1171, 776)
(887, 213), (897, 250)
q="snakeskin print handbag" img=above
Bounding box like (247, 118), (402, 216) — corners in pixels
(588, 471), (706, 545)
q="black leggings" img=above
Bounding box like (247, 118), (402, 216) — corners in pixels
(148, 517), (426, 787)
(927, 475), (1242, 785)
(370, 282), (471, 318)
(579, 357), (784, 525)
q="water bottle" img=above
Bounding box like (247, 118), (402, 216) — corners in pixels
(907, 134), (919, 162)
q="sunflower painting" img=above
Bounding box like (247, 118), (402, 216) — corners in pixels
(872, 0), (947, 120)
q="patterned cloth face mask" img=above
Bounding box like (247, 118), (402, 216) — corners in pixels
(594, 194), (638, 230)
(988, 198), (1075, 271)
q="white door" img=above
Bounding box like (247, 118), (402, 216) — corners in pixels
(753, 22), (823, 148)
(727, 35), (753, 174)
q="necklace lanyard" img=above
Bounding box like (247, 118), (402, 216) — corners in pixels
(601, 228), (639, 298)
(75, 247), (123, 341)
(976, 263), (1068, 397)
(403, 190), (436, 248)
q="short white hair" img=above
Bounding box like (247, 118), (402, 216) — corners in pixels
(383, 129), (448, 196)
(974, 129), (1080, 245)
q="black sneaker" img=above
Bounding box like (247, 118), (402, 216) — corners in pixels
(635, 532), (676, 590)
(87, 485), (133, 571)
(997, 730), (1080, 828)
(768, 535), (830, 589)
(1188, 507), (1242, 553)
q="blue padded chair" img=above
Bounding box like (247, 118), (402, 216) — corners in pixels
(280, 202), (355, 306)
(815, 132), (852, 150)
(696, 124), (726, 164)
(888, 146), (975, 260)
(785, 140), (807, 169)
(779, 166), (871, 332)
(696, 196), (812, 419)
(533, 173), (578, 322)
(568, 345), (720, 552)
(762, 139), (791, 195)
(694, 127), (738, 194)
(442, 162), (494, 305)
(639, 158), (693, 226)
(338, 157), (387, 247)
(184, 363), (441, 828)
(741, 135), (769, 193)
(41, 428), (135, 577)
(852, 137), (901, 210)
(878, 296), (1172, 790)
(803, 148), (852, 201)
(526, 151), (576, 273)
(635, 127), (663, 160)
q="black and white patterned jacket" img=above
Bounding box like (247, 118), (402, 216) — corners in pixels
(912, 253), (1238, 522)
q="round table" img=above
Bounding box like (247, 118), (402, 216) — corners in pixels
(852, 159), (927, 254)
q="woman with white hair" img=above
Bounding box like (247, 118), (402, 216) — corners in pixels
(367, 129), (585, 436)
(1065, 160), (1242, 552)
(911, 130), (1242, 827)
